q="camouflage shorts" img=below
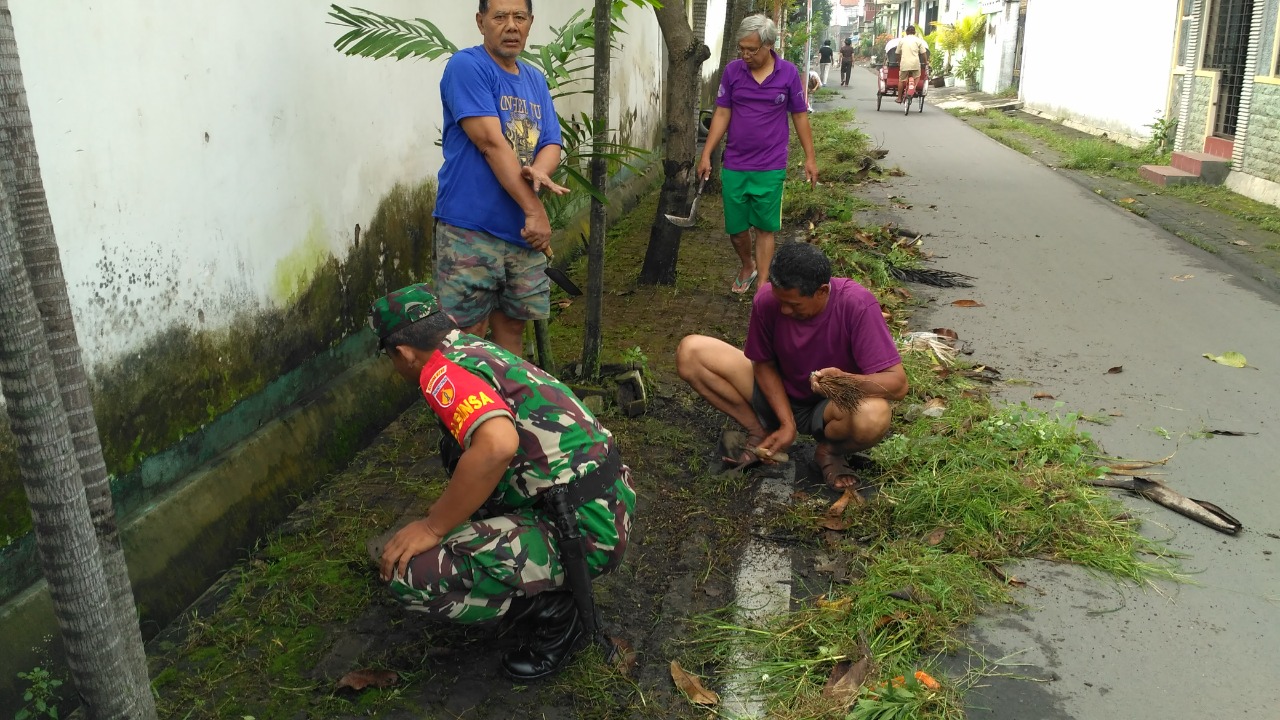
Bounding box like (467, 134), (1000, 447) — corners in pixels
(432, 221), (550, 328)
(386, 467), (636, 624)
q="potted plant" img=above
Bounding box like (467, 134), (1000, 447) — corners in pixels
(956, 51), (981, 91)
(930, 20), (961, 87)
(929, 50), (946, 87)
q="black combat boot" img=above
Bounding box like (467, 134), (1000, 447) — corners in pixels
(500, 591), (583, 681)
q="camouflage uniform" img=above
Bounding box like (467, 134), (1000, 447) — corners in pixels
(382, 325), (635, 624)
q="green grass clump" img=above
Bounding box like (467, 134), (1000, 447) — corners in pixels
(1061, 138), (1123, 171)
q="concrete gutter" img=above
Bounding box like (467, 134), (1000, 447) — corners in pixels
(0, 348), (417, 705)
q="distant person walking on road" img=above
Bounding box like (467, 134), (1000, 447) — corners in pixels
(895, 26), (929, 104)
(839, 37), (855, 86)
(676, 242), (908, 491)
(698, 14), (818, 295)
(433, 0), (571, 356)
(818, 40), (834, 85)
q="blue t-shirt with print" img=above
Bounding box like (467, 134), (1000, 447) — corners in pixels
(434, 46), (562, 247)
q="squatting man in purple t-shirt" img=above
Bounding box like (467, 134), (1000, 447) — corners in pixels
(676, 243), (908, 490)
(697, 15), (819, 295)
(432, 0), (571, 355)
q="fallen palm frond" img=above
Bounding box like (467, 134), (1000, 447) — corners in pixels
(888, 266), (976, 288)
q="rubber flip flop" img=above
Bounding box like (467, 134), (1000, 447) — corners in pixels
(731, 270), (758, 294)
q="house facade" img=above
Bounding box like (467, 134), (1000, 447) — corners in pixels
(1175, 0), (1280, 203)
(1020, 0), (1178, 144)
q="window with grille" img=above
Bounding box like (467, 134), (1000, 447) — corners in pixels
(1204, 0), (1255, 137)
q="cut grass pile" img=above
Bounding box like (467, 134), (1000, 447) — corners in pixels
(680, 342), (1177, 720)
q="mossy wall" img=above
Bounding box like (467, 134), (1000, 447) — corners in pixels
(0, 179), (436, 557)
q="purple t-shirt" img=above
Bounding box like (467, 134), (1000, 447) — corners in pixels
(715, 51), (808, 172)
(744, 278), (903, 401)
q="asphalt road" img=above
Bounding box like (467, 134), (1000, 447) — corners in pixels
(828, 70), (1280, 718)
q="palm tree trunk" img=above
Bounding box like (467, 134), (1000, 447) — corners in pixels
(581, 0), (612, 376)
(639, 0), (711, 285)
(0, 4), (156, 716)
(0, 184), (146, 719)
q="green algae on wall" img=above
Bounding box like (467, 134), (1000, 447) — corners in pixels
(0, 180), (437, 544)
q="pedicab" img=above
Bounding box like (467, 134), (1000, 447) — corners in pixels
(876, 38), (926, 115)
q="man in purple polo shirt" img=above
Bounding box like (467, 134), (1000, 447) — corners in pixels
(676, 243), (908, 491)
(697, 15), (819, 295)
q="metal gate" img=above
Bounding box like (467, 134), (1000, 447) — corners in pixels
(1203, 0), (1255, 138)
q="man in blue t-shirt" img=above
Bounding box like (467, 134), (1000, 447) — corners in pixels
(433, 0), (569, 354)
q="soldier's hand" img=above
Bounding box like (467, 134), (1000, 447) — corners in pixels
(380, 519), (443, 583)
(521, 210), (553, 252)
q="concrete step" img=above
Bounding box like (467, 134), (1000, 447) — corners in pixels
(1203, 136), (1234, 159)
(1172, 151), (1230, 184)
(1139, 165), (1199, 187)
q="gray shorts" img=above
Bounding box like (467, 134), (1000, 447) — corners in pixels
(751, 385), (829, 441)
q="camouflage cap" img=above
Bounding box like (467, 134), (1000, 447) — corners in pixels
(368, 283), (442, 348)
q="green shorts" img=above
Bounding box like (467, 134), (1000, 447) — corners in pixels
(721, 168), (786, 235)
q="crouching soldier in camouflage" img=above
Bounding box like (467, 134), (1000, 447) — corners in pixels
(368, 283), (636, 680)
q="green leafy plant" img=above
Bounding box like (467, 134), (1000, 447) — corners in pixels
(1145, 114), (1178, 154)
(14, 667), (63, 720)
(955, 51), (981, 84)
(848, 676), (933, 720)
(620, 345), (654, 392)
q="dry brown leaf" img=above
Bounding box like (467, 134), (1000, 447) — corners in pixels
(1032, 392), (1055, 400)
(828, 488), (858, 516)
(1119, 197), (1136, 204)
(819, 516), (852, 531)
(1171, 274), (1195, 281)
(951, 299), (985, 307)
(609, 636), (639, 677)
(822, 656), (870, 704)
(551, 299), (574, 309)
(1104, 460), (1161, 471)
(670, 660), (719, 705)
(1232, 239), (1250, 246)
(817, 595), (853, 611)
(925, 528), (946, 546)
(1108, 411), (1125, 417)
(874, 610), (909, 628)
(893, 287), (913, 300)
(1106, 468), (1166, 477)
(336, 669), (400, 692)
(1106, 366), (1124, 374)
(931, 327), (959, 341)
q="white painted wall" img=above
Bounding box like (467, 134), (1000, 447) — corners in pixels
(9, 1), (668, 367)
(1020, 0), (1177, 140)
(980, 2), (1019, 94)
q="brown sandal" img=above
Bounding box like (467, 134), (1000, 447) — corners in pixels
(815, 444), (860, 491)
(720, 430), (766, 471)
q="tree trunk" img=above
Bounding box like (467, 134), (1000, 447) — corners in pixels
(0, 186), (145, 719)
(581, 0), (611, 376)
(639, 0), (711, 286)
(0, 4), (156, 716)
